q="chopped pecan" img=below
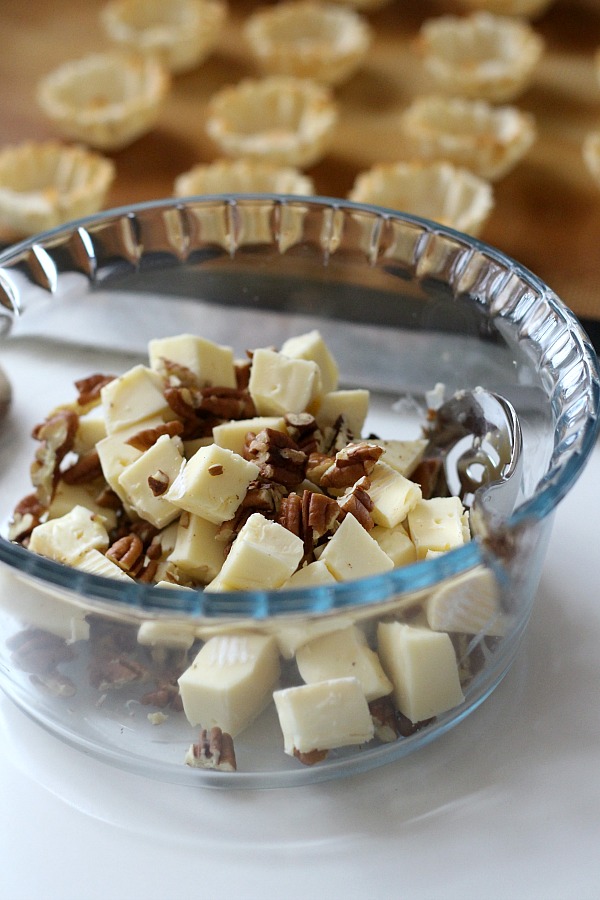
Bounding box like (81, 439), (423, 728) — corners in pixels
(137, 556), (160, 583)
(8, 493), (47, 543)
(284, 412), (322, 454)
(277, 492), (303, 537)
(154, 357), (201, 389)
(320, 441), (383, 492)
(278, 490), (339, 558)
(89, 654), (151, 691)
(74, 373), (115, 408)
(369, 696), (401, 743)
(8, 627), (76, 676)
(30, 409), (79, 505)
(218, 480), (287, 545)
(95, 486), (123, 511)
(163, 386), (217, 439)
(337, 476), (375, 531)
(397, 710), (435, 737)
(244, 428), (307, 488)
(196, 385), (256, 420)
(61, 448), (103, 484)
(305, 451), (335, 487)
(148, 469), (170, 496)
(321, 414), (355, 454)
(87, 616), (137, 656)
(140, 679), (183, 711)
(185, 727), (237, 772)
(106, 533), (144, 573)
(126, 420), (184, 451)
(411, 456), (449, 500)
(130, 519), (160, 548)
(234, 359), (251, 390)
(293, 747), (329, 766)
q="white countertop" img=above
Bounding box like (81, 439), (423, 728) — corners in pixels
(2, 442), (599, 900)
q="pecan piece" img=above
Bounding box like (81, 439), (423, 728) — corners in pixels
(8, 627), (76, 676)
(196, 385), (256, 420)
(8, 493), (47, 543)
(154, 357), (202, 389)
(30, 409), (79, 505)
(293, 747), (329, 766)
(185, 727), (237, 772)
(320, 441), (383, 492)
(337, 476), (375, 531)
(244, 428), (307, 489)
(148, 469), (170, 496)
(74, 373), (115, 408)
(140, 679), (183, 711)
(126, 420), (184, 451)
(369, 695), (401, 743)
(163, 386), (217, 439)
(89, 654), (150, 691)
(106, 533), (144, 573)
(278, 490), (339, 559)
(284, 412), (322, 454)
(61, 448), (103, 484)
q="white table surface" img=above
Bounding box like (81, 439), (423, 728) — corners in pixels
(1, 441), (599, 900)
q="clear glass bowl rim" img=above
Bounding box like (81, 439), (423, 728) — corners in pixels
(0, 193), (598, 620)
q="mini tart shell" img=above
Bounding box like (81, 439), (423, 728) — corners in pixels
(415, 11), (544, 103)
(244, 0), (371, 86)
(205, 76), (338, 169)
(174, 158), (315, 196)
(348, 160), (494, 237)
(100, 0), (227, 74)
(36, 51), (170, 152)
(400, 95), (536, 181)
(0, 141), (115, 239)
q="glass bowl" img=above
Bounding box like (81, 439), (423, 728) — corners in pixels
(0, 195), (597, 789)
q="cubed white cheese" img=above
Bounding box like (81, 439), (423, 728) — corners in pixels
(118, 434), (185, 529)
(96, 416), (164, 504)
(178, 633), (281, 736)
(281, 559), (337, 589)
(137, 619), (197, 650)
(280, 330), (339, 395)
(368, 461), (422, 528)
(425, 566), (507, 637)
(148, 334), (236, 388)
(73, 410), (107, 454)
(215, 513), (304, 591)
(273, 677), (374, 755)
(212, 416), (286, 456)
(48, 481), (118, 532)
(28, 505), (109, 565)
(165, 444), (259, 524)
(100, 364), (171, 434)
(74, 548), (132, 581)
(407, 496), (468, 559)
(248, 347), (321, 416)
(319, 512), (394, 582)
(315, 389), (369, 440)
(376, 439), (428, 478)
(377, 620), (464, 723)
(167, 512), (225, 583)
(296, 625), (393, 702)
(371, 524), (417, 567)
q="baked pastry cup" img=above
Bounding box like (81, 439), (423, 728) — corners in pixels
(400, 95), (536, 181)
(583, 131), (600, 189)
(0, 141), (115, 239)
(100, 0), (226, 74)
(348, 160), (494, 237)
(206, 76), (338, 168)
(37, 51), (170, 151)
(174, 158), (315, 196)
(243, 1), (371, 86)
(416, 11), (544, 103)
(453, 0), (556, 17)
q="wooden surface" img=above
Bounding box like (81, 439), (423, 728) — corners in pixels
(2, 0), (600, 323)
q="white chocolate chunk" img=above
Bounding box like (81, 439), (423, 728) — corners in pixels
(273, 677), (374, 755)
(280, 330), (339, 395)
(178, 633), (281, 736)
(100, 365), (171, 434)
(407, 496), (468, 559)
(165, 444), (259, 524)
(74, 548), (132, 581)
(137, 619), (197, 650)
(248, 347), (321, 416)
(48, 481), (118, 531)
(377, 621), (464, 723)
(167, 512), (225, 583)
(296, 625), (393, 702)
(320, 513), (394, 582)
(376, 439), (428, 478)
(212, 416), (286, 455)
(368, 461), (422, 528)
(215, 513), (304, 590)
(28, 505), (109, 565)
(118, 434), (185, 529)
(282, 559), (337, 588)
(371, 524), (417, 567)
(426, 566), (507, 637)
(148, 333), (236, 388)
(315, 389), (369, 440)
